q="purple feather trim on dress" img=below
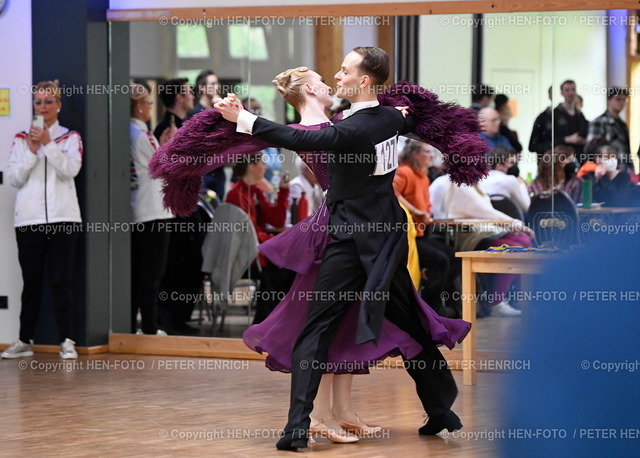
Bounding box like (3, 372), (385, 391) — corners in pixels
(378, 81), (490, 185)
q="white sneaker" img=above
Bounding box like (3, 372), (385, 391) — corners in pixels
(60, 338), (78, 359)
(136, 329), (167, 336)
(491, 301), (522, 317)
(1, 340), (34, 359)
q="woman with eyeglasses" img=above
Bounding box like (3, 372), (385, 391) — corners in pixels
(3, 80), (82, 360)
(129, 82), (174, 335)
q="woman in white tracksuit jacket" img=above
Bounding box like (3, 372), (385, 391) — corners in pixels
(2, 81), (82, 360)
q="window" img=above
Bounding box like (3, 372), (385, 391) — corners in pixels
(228, 25), (268, 60)
(177, 25), (209, 58)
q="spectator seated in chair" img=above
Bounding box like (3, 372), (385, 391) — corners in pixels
(529, 146), (583, 205)
(478, 108), (513, 150)
(430, 174), (535, 317)
(225, 154), (295, 324)
(578, 145), (639, 207)
(479, 146), (530, 215)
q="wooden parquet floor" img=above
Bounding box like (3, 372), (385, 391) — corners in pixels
(0, 354), (504, 457)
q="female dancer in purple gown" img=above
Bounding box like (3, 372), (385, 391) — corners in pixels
(248, 67), (418, 443)
(149, 68), (488, 444)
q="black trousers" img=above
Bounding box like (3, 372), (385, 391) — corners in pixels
(283, 239), (458, 441)
(15, 223), (79, 343)
(131, 220), (170, 334)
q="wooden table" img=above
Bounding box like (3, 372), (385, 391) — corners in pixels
(455, 251), (556, 385)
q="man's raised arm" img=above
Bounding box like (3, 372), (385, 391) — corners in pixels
(215, 93), (359, 152)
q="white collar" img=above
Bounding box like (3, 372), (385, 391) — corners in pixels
(131, 117), (150, 131)
(47, 120), (60, 137)
(342, 100), (380, 119)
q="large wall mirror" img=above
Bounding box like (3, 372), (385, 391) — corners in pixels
(107, 3), (639, 358)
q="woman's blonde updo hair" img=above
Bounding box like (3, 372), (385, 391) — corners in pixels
(272, 66), (310, 110)
(34, 80), (62, 100)
(129, 82), (149, 117)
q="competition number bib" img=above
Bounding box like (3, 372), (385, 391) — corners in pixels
(372, 134), (398, 176)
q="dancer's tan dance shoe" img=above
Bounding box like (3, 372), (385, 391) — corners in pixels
(309, 417), (359, 444)
(334, 414), (383, 437)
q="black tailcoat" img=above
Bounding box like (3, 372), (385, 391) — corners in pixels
(252, 106), (415, 344)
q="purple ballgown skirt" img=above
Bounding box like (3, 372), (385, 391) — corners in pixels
(242, 201), (471, 374)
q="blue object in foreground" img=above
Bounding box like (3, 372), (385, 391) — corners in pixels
(501, 232), (640, 457)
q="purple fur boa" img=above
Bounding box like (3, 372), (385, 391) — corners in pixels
(148, 109), (271, 216)
(149, 81), (488, 216)
(378, 81), (489, 185)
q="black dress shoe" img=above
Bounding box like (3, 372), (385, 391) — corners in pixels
(275, 433), (307, 451)
(419, 410), (463, 435)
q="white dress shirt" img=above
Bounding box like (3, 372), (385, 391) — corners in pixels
(340, 100), (380, 119)
(430, 174), (517, 222)
(430, 174), (521, 251)
(478, 169), (531, 213)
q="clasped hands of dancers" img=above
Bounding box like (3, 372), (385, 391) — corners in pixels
(155, 46), (488, 451)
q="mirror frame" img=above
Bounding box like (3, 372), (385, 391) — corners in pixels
(108, 1), (635, 359)
(107, 1), (637, 20)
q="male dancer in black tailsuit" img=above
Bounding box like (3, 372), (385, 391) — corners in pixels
(216, 47), (462, 451)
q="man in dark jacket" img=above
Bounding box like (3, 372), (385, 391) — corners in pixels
(553, 80), (589, 163)
(529, 86), (553, 160)
(217, 47), (462, 451)
(587, 87), (633, 172)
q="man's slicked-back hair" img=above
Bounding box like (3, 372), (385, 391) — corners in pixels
(352, 46), (389, 88)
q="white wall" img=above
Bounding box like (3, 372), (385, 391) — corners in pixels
(0, 1), (32, 343)
(130, 21), (178, 77)
(484, 10), (607, 176)
(418, 14), (474, 106)
(343, 17), (378, 52)
(419, 11), (608, 177)
(129, 20), (314, 123)
(545, 10), (607, 122)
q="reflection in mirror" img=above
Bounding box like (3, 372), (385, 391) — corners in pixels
(121, 10), (637, 351)
(422, 10), (626, 352)
(128, 20), (313, 338)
